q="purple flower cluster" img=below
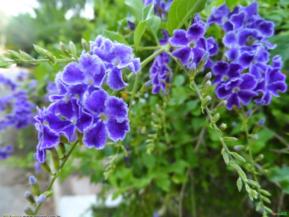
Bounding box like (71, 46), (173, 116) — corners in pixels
(0, 74), (35, 130)
(35, 36), (140, 163)
(169, 15), (218, 70)
(143, 0), (173, 19)
(0, 145), (13, 160)
(149, 15), (218, 94)
(209, 3), (287, 109)
(149, 3), (287, 109)
(150, 52), (172, 94)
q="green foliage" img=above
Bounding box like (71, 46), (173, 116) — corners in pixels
(166, 0), (207, 33)
(1, 0), (289, 216)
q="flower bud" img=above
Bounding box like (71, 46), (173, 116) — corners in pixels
(258, 118), (266, 126)
(205, 72), (212, 80)
(24, 191), (35, 204)
(36, 194), (46, 205)
(205, 80), (212, 87)
(28, 176), (40, 195)
(24, 206), (34, 215)
(28, 176), (37, 185)
(212, 113), (220, 123)
(81, 38), (90, 51)
(220, 123), (227, 130)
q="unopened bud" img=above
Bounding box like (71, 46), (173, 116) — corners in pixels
(36, 194), (46, 205)
(24, 191), (35, 204)
(29, 176), (40, 195)
(81, 38), (90, 51)
(24, 206), (34, 215)
(205, 72), (212, 80)
(28, 176), (37, 185)
(220, 123), (227, 130)
(205, 80), (212, 87)
(212, 113), (220, 123)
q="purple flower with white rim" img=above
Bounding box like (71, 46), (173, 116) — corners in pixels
(169, 15), (218, 69)
(62, 53), (105, 88)
(90, 36), (141, 91)
(149, 52), (172, 94)
(254, 65), (287, 105)
(216, 73), (257, 110)
(212, 61), (242, 84)
(83, 89), (129, 149)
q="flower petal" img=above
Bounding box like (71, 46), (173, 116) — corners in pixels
(107, 68), (127, 91)
(83, 121), (106, 149)
(169, 29), (189, 46)
(240, 74), (257, 89)
(106, 118), (129, 142)
(62, 62), (85, 84)
(39, 126), (60, 150)
(238, 90), (256, 105)
(76, 111), (93, 132)
(83, 89), (108, 114)
(105, 96), (128, 120)
(227, 93), (240, 110)
(187, 23), (205, 41)
(172, 47), (191, 65)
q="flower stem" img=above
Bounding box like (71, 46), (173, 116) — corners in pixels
(33, 141), (79, 214)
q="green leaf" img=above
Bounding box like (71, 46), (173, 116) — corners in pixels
(125, 0), (144, 21)
(269, 166), (289, 194)
(237, 177), (243, 192)
(0, 58), (12, 68)
(134, 21), (147, 47)
(166, 0), (207, 34)
(146, 15), (161, 34)
(103, 30), (128, 44)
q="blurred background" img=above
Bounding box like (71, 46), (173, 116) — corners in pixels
(0, 0), (289, 217)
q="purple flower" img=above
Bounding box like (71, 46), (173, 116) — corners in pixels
(143, 0), (173, 19)
(169, 15), (218, 70)
(90, 36), (141, 91)
(35, 36), (134, 163)
(0, 75), (35, 131)
(216, 73), (257, 110)
(0, 145), (13, 160)
(83, 89), (129, 149)
(254, 65), (287, 105)
(210, 3), (287, 109)
(149, 52), (172, 94)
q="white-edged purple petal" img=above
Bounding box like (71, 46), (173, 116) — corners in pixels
(83, 89), (108, 114)
(106, 118), (129, 142)
(83, 121), (106, 149)
(169, 29), (189, 46)
(62, 62), (85, 85)
(105, 96), (128, 120)
(107, 68), (127, 91)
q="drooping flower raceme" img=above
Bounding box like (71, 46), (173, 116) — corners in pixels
(149, 52), (172, 94)
(209, 2), (287, 109)
(35, 36), (140, 163)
